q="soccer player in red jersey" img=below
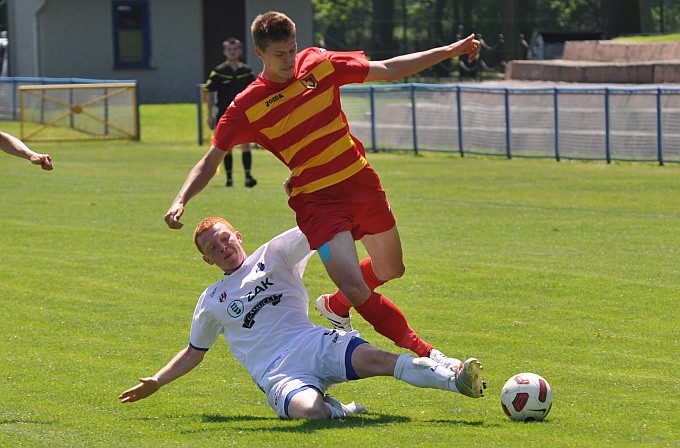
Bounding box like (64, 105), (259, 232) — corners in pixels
(165, 11), (480, 371)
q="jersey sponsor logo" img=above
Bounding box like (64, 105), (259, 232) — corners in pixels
(300, 74), (318, 90)
(227, 299), (244, 318)
(242, 294), (282, 328)
(246, 277), (274, 302)
(265, 93), (284, 108)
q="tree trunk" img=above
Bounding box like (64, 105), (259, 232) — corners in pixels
(433, 0), (446, 44)
(371, 0), (396, 58)
(599, 0), (641, 38)
(500, 0), (516, 60)
(462, 0), (474, 34)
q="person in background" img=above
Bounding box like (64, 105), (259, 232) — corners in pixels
(205, 37), (257, 188)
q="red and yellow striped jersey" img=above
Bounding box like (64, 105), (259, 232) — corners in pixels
(213, 48), (370, 196)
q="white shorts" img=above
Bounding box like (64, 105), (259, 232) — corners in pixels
(257, 326), (366, 419)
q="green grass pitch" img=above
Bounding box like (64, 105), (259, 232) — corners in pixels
(0, 104), (678, 447)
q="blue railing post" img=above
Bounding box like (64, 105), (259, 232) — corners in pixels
(504, 87), (511, 159)
(657, 87), (664, 166)
(369, 85), (377, 153)
(410, 83), (418, 155)
(456, 85), (464, 157)
(554, 87), (560, 161)
(604, 87), (611, 164)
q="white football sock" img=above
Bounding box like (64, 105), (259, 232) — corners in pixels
(393, 354), (458, 393)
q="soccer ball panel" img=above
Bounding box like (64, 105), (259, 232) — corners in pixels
(500, 372), (553, 422)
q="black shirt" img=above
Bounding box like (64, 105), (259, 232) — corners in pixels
(205, 63), (256, 117)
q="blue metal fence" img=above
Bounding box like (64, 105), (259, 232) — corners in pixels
(340, 83), (680, 165)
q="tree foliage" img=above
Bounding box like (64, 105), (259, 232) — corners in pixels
(311, 0), (677, 62)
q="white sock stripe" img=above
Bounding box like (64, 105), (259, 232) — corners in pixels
(393, 353), (411, 380)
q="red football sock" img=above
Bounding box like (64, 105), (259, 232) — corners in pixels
(355, 291), (433, 357)
(328, 258), (385, 317)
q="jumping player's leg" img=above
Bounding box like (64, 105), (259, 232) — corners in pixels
(361, 225), (405, 282)
(324, 225), (405, 317)
(320, 231), (432, 357)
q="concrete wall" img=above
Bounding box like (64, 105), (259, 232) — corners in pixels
(506, 40), (680, 84)
(6, 0), (43, 76)
(561, 40), (680, 62)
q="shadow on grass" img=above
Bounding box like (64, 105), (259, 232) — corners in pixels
(425, 419), (488, 427)
(0, 418), (57, 425)
(196, 412), (412, 432)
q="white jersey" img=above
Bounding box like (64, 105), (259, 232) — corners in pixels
(189, 227), (316, 383)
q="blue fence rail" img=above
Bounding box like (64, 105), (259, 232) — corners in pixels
(339, 83), (680, 165)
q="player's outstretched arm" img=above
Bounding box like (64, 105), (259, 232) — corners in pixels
(165, 145), (226, 229)
(119, 346), (206, 403)
(0, 131), (53, 170)
(365, 33), (480, 82)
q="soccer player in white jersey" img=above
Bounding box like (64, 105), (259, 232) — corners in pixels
(119, 217), (485, 420)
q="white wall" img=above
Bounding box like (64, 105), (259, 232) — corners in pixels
(7, 0), (43, 76)
(6, 0), (313, 103)
(7, 0), (204, 102)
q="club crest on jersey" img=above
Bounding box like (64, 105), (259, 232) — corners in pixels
(256, 262), (265, 272)
(218, 291), (228, 303)
(300, 74), (318, 90)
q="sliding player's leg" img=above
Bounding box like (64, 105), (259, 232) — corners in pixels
(317, 230), (432, 357)
(350, 342), (485, 398)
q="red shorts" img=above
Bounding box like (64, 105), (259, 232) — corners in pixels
(288, 166), (396, 250)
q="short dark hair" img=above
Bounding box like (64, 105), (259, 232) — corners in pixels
(251, 11), (296, 51)
(222, 37), (242, 49)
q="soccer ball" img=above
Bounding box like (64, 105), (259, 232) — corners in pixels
(501, 372), (553, 422)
